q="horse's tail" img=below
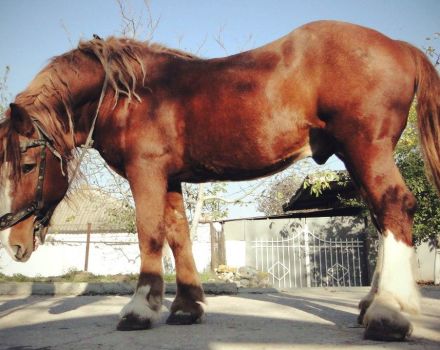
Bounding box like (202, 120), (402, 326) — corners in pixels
(409, 44), (440, 192)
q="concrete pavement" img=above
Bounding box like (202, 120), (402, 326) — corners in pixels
(0, 287), (439, 350)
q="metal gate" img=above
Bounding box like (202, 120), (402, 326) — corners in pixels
(252, 224), (367, 288)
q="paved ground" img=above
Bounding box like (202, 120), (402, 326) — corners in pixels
(0, 287), (439, 350)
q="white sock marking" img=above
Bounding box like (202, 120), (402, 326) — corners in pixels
(377, 230), (420, 314)
(120, 285), (160, 321)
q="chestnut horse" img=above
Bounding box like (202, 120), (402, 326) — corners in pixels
(0, 20), (439, 340)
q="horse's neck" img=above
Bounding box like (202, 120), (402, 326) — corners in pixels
(69, 66), (108, 149)
(70, 48), (177, 154)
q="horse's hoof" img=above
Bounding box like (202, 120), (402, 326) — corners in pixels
(117, 314), (152, 331)
(357, 307), (366, 325)
(166, 311), (202, 325)
(357, 297), (372, 325)
(364, 314), (412, 341)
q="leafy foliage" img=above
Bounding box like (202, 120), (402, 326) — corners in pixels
(256, 168), (302, 215)
(183, 182), (229, 223)
(303, 170), (367, 211)
(106, 202), (137, 233)
(302, 170), (349, 197)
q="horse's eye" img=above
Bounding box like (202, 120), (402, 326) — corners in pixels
(22, 163), (36, 174)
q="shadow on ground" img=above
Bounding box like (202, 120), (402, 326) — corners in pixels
(0, 291), (440, 350)
(1, 289), (439, 350)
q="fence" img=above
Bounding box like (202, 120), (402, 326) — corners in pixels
(252, 224), (367, 289)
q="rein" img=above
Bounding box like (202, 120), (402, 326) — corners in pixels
(0, 74), (109, 243)
(68, 73), (108, 187)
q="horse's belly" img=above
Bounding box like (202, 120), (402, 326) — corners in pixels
(187, 139), (312, 182)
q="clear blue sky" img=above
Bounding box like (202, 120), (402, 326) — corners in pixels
(0, 0), (438, 218)
(1, 0), (439, 97)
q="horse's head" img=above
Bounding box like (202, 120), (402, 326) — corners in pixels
(0, 104), (69, 262)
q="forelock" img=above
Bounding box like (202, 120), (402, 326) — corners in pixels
(0, 120), (21, 184)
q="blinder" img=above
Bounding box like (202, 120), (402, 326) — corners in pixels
(0, 121), (62, 243)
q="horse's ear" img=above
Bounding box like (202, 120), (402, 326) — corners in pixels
(9, 103), (34, 136)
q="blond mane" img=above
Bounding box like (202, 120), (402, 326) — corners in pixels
(13, 36), (198, 154)
(3, 36), (198, 183)
(79, 37), (198, 105)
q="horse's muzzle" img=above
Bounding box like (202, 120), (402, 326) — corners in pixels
(13, 244), (32, 262)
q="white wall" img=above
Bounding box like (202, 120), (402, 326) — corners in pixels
(415, 241), (440, 284)
(192, 223), (212, 272)
(0, 225), (214, 277)
(0, 233), (140, 277)
(225, 240), (246, 268)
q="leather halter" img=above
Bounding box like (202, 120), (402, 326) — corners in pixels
(0, 121), (63, 243)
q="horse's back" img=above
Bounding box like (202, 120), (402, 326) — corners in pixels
(151, 21), (419, 183)
(290, 20), (416, 90)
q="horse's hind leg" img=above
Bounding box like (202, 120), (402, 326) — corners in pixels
(341, 141), (420, 341)
(164, 189), (205, 325)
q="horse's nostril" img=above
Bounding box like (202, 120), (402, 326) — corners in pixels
(13, 245), (26, 260)
(10, 244), (20, 256)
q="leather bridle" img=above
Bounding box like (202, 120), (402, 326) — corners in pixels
(0, 67), (108, 244)
(0, 120), (64, 243)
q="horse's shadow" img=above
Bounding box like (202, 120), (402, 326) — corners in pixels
(0, 283), (56, 318)
(1, 287), (439, 349)
(0, 282), (111, 317)
(1, 301), (438, 350)
(235, 291), (360, 327)
(0, 305), (367, 350)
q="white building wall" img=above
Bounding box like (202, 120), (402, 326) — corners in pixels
(0, 225), (215, 277)
(415, 241), (440, 284)
(0, 233), (140, 277)
(225, 241), (246, 268)
(192, 223), (212, 272)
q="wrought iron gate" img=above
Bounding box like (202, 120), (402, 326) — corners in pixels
(252, 224), (367, 288)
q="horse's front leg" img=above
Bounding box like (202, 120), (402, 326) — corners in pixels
(117, 165), (167, 331)
(164, 188), (205, 325)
